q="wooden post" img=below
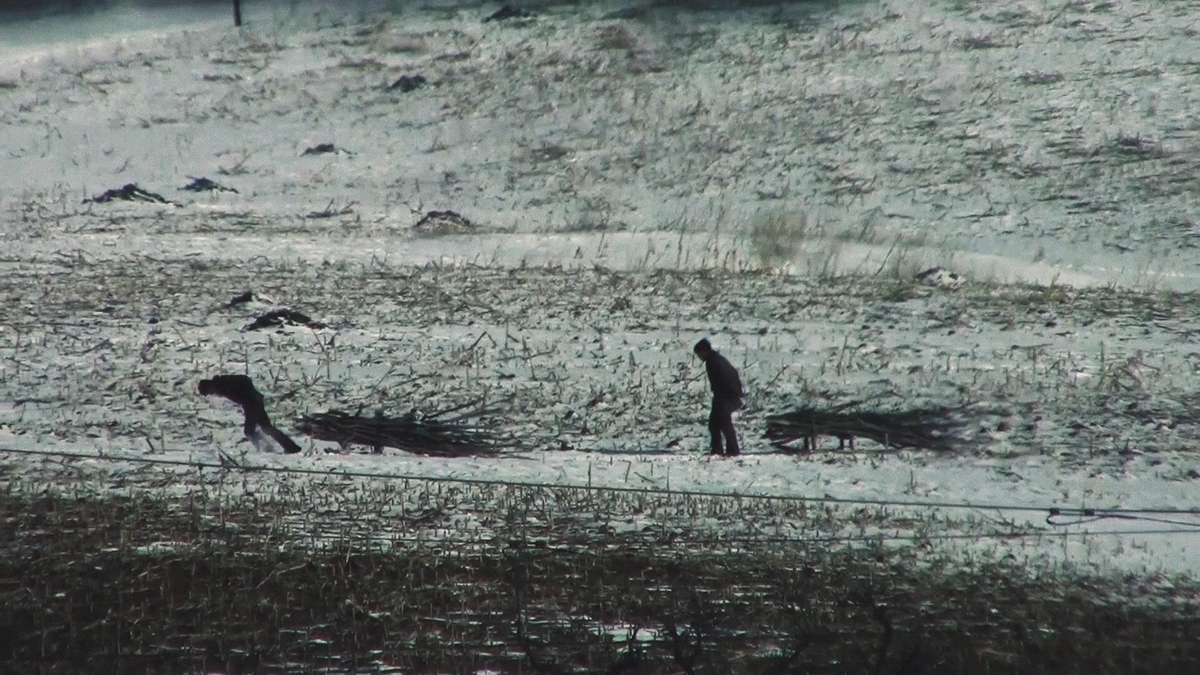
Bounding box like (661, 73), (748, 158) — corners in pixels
(233, 0), (242, 27)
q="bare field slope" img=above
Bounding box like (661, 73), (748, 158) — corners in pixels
(2, 0), (1200, 672)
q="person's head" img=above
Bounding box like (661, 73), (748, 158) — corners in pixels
(693, 338), (713, 360)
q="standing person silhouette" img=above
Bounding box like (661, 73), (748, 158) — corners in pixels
(693, 338), (744, 457)
(198, 374), (302, 454)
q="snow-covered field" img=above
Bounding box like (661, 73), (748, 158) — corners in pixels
(3, 0), (1200, 653)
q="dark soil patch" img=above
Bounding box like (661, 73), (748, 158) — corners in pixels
(181, 176), (238, 193)
(302, 143), (337, 156)
(389, 74), (427, 92)
(227, 290), (254, 307)
(84, 183), (176, 205)
(484, 4), (534, 23)
(413, 209), (475, 235)
(242, 308), (326, 331)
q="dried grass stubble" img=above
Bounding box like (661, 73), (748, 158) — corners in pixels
(4, 484), (1199, 673)
(9, 260), (1200, 460)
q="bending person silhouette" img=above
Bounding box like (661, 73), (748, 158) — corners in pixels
(693, 338), (744, 457)
(198, 374), (302, 454)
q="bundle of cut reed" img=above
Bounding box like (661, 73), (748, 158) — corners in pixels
(764, 402), (973, 453)
(296, 407), (503, 457)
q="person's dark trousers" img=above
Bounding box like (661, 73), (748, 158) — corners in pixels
(708, 397), (741, 456)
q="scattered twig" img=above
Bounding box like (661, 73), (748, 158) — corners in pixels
(307, 199), (356, 219)
(243, 309), (327, 331)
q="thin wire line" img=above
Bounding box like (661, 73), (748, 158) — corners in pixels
(684, 528), (1200, 545)
(92, 529), (1199, 550)
(4, 446), (1199, 520)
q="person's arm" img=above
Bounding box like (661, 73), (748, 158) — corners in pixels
(710, 354), (743, 400)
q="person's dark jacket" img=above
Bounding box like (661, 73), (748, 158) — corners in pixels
(198, 374), (302, 453)
(704, 350), (744, 402)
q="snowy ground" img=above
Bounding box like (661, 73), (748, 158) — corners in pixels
(2, 0), (1200, 593)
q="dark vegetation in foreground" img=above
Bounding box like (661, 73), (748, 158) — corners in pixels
(3, 483), (1199, 675)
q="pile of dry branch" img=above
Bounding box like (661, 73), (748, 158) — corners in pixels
(764, 402), (974, 453)
(295, 408), (502, 457)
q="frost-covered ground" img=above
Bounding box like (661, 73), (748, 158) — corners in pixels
(2, 0), (1200, 588)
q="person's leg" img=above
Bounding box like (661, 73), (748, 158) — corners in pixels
(720, 400), (740, 456)
(722, 418), (740, 456)
(242, 410), (259, 440)
(261, 421), (303, 454)
(708, 402), (724, 455)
